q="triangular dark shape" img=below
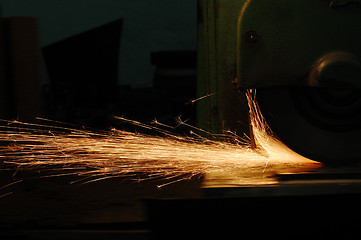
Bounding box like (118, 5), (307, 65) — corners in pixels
(42, 18), (123, 100)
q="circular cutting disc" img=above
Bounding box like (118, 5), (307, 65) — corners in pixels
(256, 87), (361, 164)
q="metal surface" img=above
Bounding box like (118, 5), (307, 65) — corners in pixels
(236, 0), (361, 89)
(257, 87), (361, 163)
(197, 0), (250, 136)
(238, 1), (361, 162)
(198, 0), (361, 163)
(204, 166), (361, 197)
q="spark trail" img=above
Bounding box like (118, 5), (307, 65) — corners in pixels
(0, 91), (320, 187)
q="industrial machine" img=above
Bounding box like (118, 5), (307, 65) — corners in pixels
(197, 0), (361, 164)
(4, 2), (361, 239)
(144, 1), (361, 238)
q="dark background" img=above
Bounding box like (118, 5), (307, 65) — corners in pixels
(0, 1), (199, 239)
(0, 0), (197, 129)
(1, 0), (197, 87)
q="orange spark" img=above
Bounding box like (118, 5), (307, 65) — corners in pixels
(0, 91), (320, 187)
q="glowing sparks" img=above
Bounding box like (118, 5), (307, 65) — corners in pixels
(0, 91), (321, 187)
(0, 122), (263, 185)
(187, 92), (216, 105)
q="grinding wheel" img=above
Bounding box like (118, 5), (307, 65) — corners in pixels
(256, 87), (361, 164)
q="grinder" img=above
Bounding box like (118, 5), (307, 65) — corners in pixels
(197, 0), (361, 164)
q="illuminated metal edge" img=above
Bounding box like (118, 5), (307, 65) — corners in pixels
(202, 182), (361, 199)
(202, 170), (361, 198)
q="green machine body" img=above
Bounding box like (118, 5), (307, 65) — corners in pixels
(197, 0), (361, 163)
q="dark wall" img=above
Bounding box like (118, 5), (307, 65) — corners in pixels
(1, 0), (197, 87)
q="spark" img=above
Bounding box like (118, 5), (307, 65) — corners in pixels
(0, 180), (22, 198)
(0, 91), (320, 187)
(0, 192), (13, 198)
(187, 92), (216, 105)
(0, 180), (23, 190)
